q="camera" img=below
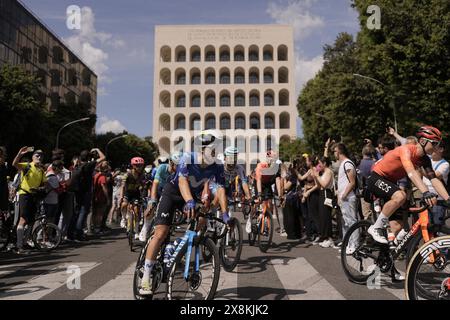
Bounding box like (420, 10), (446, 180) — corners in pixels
(90, 150), (99, 160)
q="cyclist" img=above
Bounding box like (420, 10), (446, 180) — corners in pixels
(254, 150), (282, 216)
(367, 126), (450, 244)
(139, 131), (226, 296)
(210, 147), (251, 214)
(120, 157), (146, 239)
(139, 152), (182, 241)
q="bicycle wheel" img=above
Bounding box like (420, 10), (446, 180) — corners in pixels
(341, 220), (384, 285)
(405, 235), (450, 300)
(32, 223), (61, 251)
(405, 232), (424, 266)
(167, 237), (220, 300)
(258, 211), (273, 253)
(133, 238), (163, 300)
(220, 217), (243, 272)
(128, 212), (134, 252)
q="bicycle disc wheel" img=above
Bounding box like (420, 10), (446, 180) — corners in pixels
(220, 217), (243, 272)
(167, 237), (220, 300)
(32, 223), (61, 251)
(406, 235), (450, 300)
(341, 220), (383, 285)
(258, 212), (273, 253)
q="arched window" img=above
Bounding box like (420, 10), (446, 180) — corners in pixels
(205, 92), (216, 107)
(82, 69), (91, 86)
(278, 45), (288, 61)
(235, 137), (246, 153)
(264, 68), (274, 83)
(176, 92), (186, 108)
(220, 69), (230, 84)
(279, 90), (289, 106)
(205, 69), (216, 84)
(67, 69), (77, 86)
(160, 46), (171, 62)
(174, 137), (185, 153)
(160, 91), (170, 108)
(65, 91), (76, 105)
(250, 115), (260, 129)
(38, 46), (48, 64)
(280, 112), (290, 129)
(190, 46), (201, 62)
(278, 67), (289, 83)
(80, 92), (92, 106)
(205, 115), (216, 129)
(52, 46), (64, 63)
(220, 115), (231, 130)
(249, 68), (259, 84)
(220, 92), (230, 107)
(190, 68), (201, 84)
(50, 69), (62, 86)
(36, 69), (47, 86)
(160, 68), (171, 85)
(234, 46), (244, 61)
(235, 92), (245, 107)
(175, 46), (186, 62)
(234, 69), (245, 84)
(220, 46), (230, 61)
(176, 69), (186, 85)
(235, 115), (245, 129)
(50, 92), (60, 111)
(248, 45), (259, 61)
(265, 114), (275, 129)
(249, 91), (260, 106)
(175, 115), (186, 130)
(190, 114), (201, 130)
(250, 136), (260, 153)
(205, 46), (215, 61)
(263, 45), (273, 61)
(264, 92), (274, 106)
(190, 91), (201, 107)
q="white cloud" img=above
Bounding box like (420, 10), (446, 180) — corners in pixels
(267, 0), (325, 41)
(97, 116), (127, 134)
(295, 54), (324, 92)
(64, 7), (125, 85)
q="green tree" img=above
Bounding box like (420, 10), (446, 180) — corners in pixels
(279, 138), (311, 162)
(298, 1), (450, 156)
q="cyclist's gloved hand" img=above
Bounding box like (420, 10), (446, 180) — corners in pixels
(422, 191), (437, 207)
(222, 212), (230, 224)
(184, 199), (196, 219)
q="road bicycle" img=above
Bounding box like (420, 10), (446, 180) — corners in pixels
(405, 234), (450, 300)
(247, 197), (274, 253)
(203, 202), (243, 272)
(0, 198), (61, 252)
(341, 200), (444, 285)
(133, 206), (220, 300)
(127, 198), (146, 252)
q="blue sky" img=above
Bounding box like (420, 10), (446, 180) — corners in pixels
(21, 0), (360, 138)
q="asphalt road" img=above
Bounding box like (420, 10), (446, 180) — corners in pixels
(0, 210), (408, 300)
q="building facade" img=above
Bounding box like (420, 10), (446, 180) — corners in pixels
(0, 0), (97, 113)
(153, 25), (296, 172)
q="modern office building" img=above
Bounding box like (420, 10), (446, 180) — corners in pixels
(153, 25), (296, 171)
(0, 0), (97, 113)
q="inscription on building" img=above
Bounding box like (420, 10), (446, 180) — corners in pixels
(187, 29), (262, 41)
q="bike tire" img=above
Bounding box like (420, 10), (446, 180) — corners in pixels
(32, 222), (61, 251)
(133, 239), (153, 300)
(167, 237), (220, 300)
(220, 217), (243, 272)
(258, 211), (273, 253)
(341, 220), (381, 285)
(405, 235), (450, 300)
(405, 232), (423, 266)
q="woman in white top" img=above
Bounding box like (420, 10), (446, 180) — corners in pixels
(312, 157), (336, 248)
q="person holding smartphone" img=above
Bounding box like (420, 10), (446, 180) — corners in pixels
(12, 146), (47, 254)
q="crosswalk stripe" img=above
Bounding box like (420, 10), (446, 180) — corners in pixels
(270, 258), (345, 300)
(0, 262), (99, 300)
(215, 266), (239, 300)
(85, 263), (135, 300)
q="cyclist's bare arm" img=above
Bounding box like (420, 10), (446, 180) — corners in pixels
(150, 180), (159, 200)
(242, 182), (251, 200)
(400, 148), (429, 194)
(422, 167), (450, 200)
(341, 168), (356, 200)
(178, 176), (194, 204)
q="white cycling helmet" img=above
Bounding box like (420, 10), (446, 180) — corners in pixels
(170, 152), (183, 165)
(224, 146), (239, 157)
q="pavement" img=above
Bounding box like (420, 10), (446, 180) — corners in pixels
(0, 212), (408, 300)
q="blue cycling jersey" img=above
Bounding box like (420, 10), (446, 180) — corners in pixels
(154, 164), (171, 188)
(170, 152), (225, 199)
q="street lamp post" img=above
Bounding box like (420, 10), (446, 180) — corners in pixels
(353, 73), (398, 132)
(55, 117), (91, 150)
(105, 134), (128, 158)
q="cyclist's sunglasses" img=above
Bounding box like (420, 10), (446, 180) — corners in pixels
(424, 139), (441, 148)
